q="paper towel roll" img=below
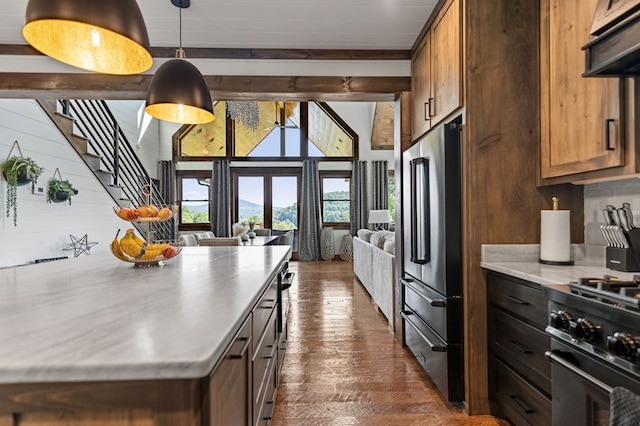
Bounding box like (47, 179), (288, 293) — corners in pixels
(540, 210), (571, 262)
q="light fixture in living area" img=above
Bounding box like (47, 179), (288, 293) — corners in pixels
(22, 0), (152, 75)
(144, 0), (214, 125)
(368, 209), (392, 231)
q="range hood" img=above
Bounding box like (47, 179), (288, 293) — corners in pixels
(584, 2), (640, 77)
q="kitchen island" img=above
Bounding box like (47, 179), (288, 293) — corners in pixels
(0, 246), (290, 425)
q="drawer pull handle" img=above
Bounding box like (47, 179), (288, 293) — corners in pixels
(260, 303), (276, 310)
(424, 101), (429, 121)
(427, 97), (434, 117)
(229, 337), (251, 359)
(401, 279), (446, 307)
(509, 395), (534, 414)
(505, 295), (529, 305)
(263, 355), (273, 359)
(509, 340), (532, 354)
(401, 311), (447, 352)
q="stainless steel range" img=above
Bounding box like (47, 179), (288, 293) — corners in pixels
(546, 276), (640, 425)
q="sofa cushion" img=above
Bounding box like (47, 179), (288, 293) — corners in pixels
(383, 237), (395, 254)
(357, 229), (374, 243)
(370, 230), (393, 249)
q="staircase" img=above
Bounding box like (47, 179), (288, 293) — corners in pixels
(36, 98), (176, 241)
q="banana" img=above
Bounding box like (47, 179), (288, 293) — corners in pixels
(120, 229), (145, 258)
(110, 229), (130, 261)
(138, 242), (170, 261)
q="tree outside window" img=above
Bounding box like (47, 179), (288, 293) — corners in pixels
(180, 177), (210, 224)
(321, 176), (350, 226)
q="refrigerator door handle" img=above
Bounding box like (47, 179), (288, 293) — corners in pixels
(401, 311), (447, 352)
(401, 279), (446, 307)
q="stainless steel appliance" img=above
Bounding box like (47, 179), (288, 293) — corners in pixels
(276, 261), (294, 379)
(546, 277), (640, 425)
(401, 116), (463, 402)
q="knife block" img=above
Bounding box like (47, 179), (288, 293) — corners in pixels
(606, 229), (640, 272)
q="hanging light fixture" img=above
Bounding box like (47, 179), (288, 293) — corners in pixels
(144, 0), (214, 124)
(22, 0), (152, 75)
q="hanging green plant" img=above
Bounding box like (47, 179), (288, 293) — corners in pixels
(1, 141), (44, 226)
(47, 174), (78, 205)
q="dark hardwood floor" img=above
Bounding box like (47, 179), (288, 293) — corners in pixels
(272, 260), (507, 425)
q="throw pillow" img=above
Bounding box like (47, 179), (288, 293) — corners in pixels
(370, 231), (391, 249)
(357, 229), (374, 243)
(383, 237), (395, 254)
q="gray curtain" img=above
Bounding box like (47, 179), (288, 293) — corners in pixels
(350, 161), (368, 235)
(211, 160), (232, 237)
(299, 160), (321, 261)
(372, 160), (389, 208)
(372, 160), (389, 230)
(157, 160), (177, 241)
(157, 161), (176, 204)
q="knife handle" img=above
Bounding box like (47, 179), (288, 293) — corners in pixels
(618, 209), (630, 232)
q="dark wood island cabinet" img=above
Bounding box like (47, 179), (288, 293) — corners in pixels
(0, 247), (291, 426)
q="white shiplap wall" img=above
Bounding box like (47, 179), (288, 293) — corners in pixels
(0, 99), (125, 268)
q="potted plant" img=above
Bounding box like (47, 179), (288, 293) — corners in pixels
(47, 177), (78, 205)
(1, 155), (44, 226)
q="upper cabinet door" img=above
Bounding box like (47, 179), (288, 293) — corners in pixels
(430, 0), (461, 127)
(412, 34), (431, 141)
(410, 0), (461, 143)
(540, 0), (625, 181)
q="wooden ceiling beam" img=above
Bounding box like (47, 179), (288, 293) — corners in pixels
(0, 73), (409, 101)
(0, 44), (411, 61)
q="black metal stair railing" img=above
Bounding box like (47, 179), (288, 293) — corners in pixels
(59, 99), (175, 241)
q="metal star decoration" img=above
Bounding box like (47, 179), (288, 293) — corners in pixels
(63, 234), (98, 257)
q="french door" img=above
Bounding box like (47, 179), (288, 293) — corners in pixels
(232, 169), (301, 245)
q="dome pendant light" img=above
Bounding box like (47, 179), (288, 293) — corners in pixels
(144, 0), (214, 124)
(22, 0), (152, 75)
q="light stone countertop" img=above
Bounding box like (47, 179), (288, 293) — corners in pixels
(480, 244), (638, 286)
(0, 246), (290, 384)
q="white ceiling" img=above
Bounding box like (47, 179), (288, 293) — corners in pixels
(1, 0), (438, 50)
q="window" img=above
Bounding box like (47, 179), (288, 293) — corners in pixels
(321, 173), (351, 226)
(176, 101), (358, 161)
(178, 172), (211, 229)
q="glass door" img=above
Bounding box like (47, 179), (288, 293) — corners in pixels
(234, 170), (301, 251)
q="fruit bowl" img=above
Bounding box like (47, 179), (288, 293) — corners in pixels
(113, 205), (177, 222)
(110, 229), (182, 267)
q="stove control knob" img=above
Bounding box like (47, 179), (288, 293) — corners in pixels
(569, 318), (598, 342)
(606, 332), (637, 358)
(549, 310), (572, 330)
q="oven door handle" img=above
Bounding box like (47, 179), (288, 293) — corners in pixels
(545, 350), (613, 394)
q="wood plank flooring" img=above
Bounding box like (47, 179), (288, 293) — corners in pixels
(272, 261), (507, 425)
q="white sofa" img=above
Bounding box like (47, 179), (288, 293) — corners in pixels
(353, 229), (395, 328)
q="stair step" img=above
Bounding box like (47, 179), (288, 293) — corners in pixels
(69, 134), (90, 155)
(80, 152), (102, 171)
(94, 169), (113, 187)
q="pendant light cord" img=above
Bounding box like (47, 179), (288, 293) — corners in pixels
(179, 7), (182, 50)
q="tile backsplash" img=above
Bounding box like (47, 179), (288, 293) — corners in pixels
(584, 178), (640, 245)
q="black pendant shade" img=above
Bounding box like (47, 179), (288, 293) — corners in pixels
(22, 0), (152, 75)
(144, 0), (214, 124)
(145, 54), (215, 125)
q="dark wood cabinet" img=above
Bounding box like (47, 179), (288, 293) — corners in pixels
(205, 316), (253, 426)
(410, 0), (461, 141)
(486, 271), (551, 426)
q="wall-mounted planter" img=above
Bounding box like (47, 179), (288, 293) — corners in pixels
(1, 141), (44, 226)
(47, 168), (78, 205)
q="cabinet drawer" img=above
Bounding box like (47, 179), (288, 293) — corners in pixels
(489, 307), (551, 396)
(255, 354), (277, 426)
(403, 278), (462, 342)
(488, 272), (547, 327)
(490, 355), (551, 426)
(253, 309), (277, 412)
(253, 278), (278, 353)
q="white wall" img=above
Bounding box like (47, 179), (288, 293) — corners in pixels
(106, 101), (162, 179)
(0, 99), (124, 268)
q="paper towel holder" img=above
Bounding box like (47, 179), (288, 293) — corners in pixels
(538, 197), (574, 266)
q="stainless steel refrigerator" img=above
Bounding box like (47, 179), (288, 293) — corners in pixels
(401, 116), (463, 402)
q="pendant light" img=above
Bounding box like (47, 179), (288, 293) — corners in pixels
(22, 0), (152, 75)
(144, 0), (214, 124)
